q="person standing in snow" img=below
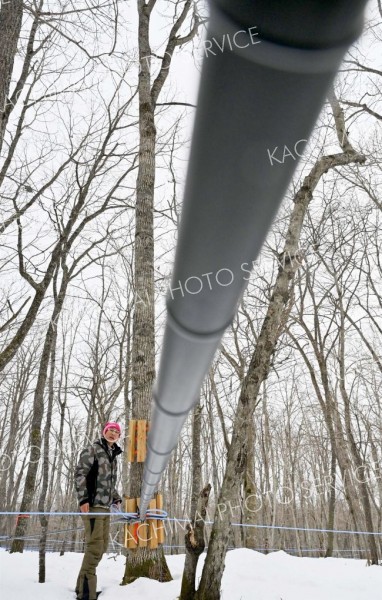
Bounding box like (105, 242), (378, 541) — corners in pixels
(74, 422), (123, 600)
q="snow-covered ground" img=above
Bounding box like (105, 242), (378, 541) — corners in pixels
(0, 548), (381, 600)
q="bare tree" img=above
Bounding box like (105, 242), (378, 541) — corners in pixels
(122, 0), (201, 583)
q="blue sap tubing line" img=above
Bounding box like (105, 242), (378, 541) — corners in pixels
(1, 512), (381, 536)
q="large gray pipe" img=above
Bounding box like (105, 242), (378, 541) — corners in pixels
(139, 0), (368, 517)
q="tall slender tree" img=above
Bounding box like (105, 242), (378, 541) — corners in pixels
(122, 0), (201, 583)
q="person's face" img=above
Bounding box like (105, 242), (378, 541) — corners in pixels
(104, 428), (120, 445)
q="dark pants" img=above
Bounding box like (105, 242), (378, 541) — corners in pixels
(76, 507), (110, 600)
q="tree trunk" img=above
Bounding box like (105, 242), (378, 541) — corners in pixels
(325, 448), (336, 557)
(207, 384), (220, 500)
(181, 484), (212, 600)
(122, 0), (166, 582)
(38, 317), (57, 581)
(180, 404), (211, 600)
(122, 0), (199, 583)
(242, 415), (257, 550)
(0, 0), (23, 152)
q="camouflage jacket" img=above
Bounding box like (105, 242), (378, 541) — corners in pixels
(75, 437), (123, 508)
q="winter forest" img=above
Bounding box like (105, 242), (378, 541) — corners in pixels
(0, 1), (382, 599)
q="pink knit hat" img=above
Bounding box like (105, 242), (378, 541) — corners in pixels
(102, 422), (121, 436)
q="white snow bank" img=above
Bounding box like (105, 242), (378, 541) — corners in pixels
(0, 548), (381, 599)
